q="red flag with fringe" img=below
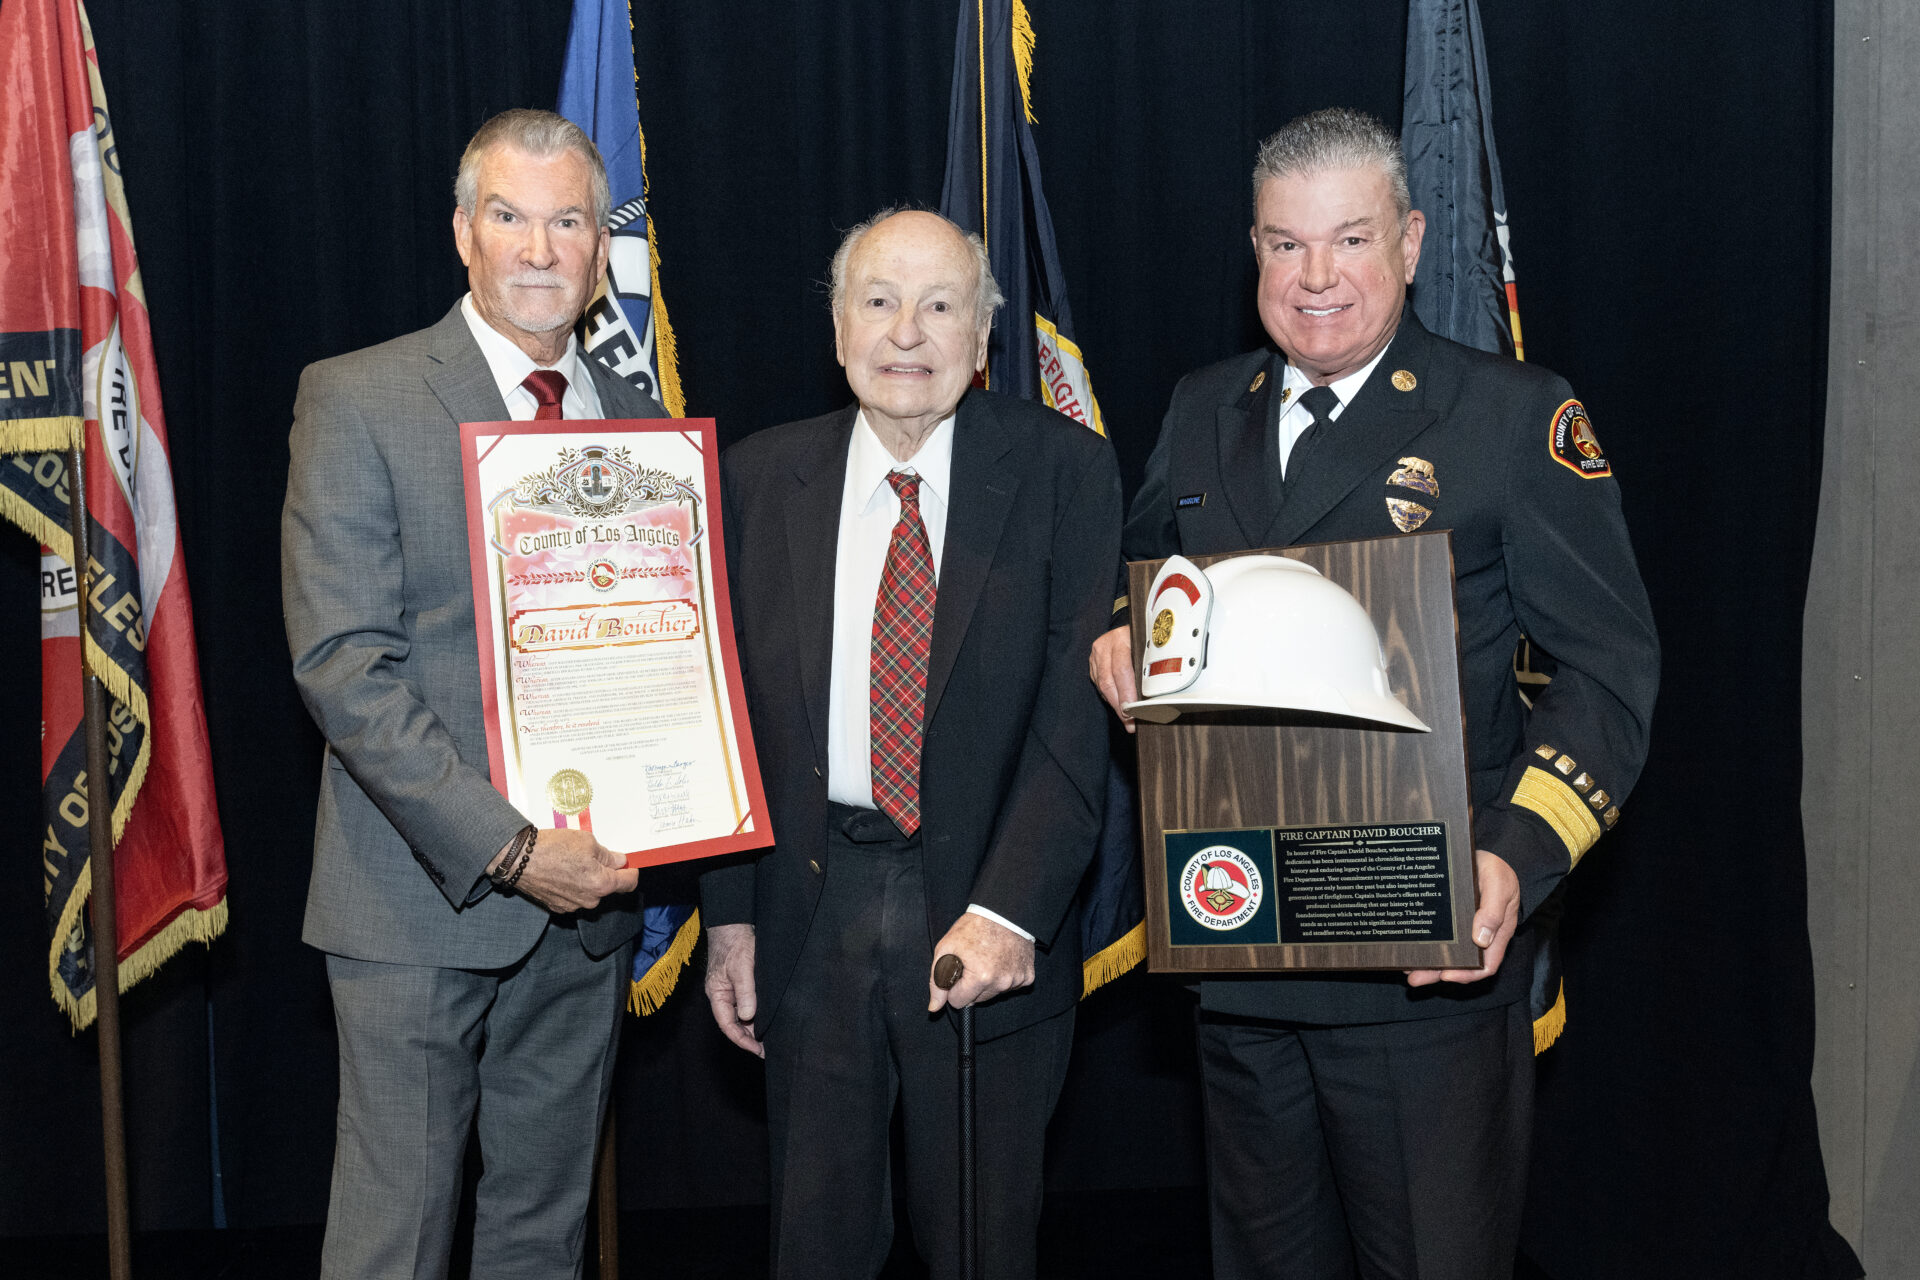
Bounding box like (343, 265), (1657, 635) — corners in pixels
(0, 0), (227, 1028)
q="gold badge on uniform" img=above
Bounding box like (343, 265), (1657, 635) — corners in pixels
(1151, 608), (1175, 647)
(1248, 370), (1267, 394)
(1391, 369), (1417, 392)
(547, 768), (594, 816)
(1386, 498), (1431, 532)
(1387, 456), (1438, 497)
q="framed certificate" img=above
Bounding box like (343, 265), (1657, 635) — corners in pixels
(459, 417), (771, 868)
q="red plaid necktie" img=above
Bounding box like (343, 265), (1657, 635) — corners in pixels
(523, 369), (568, 420)
(871, 470), (936, 836)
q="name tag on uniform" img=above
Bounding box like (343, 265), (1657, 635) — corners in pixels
(1177, 493), (1207, 509)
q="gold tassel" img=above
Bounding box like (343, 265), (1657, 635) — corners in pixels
(627, 908), (702, 1015)
(1532, 979), (1567, 1055)
(1011, 0), (1038, 124)
(1080, 920), (1145, 998)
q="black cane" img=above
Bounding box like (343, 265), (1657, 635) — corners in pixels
(933, 952), (976, 1280)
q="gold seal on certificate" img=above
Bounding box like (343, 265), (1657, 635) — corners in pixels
(459, 417), (773, 870)
(546, 768), (593, 817)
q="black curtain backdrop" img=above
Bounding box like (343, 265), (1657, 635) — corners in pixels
(0, 1), (1845, 1277)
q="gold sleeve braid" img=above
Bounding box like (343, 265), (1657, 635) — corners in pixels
(1513, 745), (1624, 867)
(1512, 767), (1602, 866)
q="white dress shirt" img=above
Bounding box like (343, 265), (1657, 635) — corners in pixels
(825, 410), (1031, 941)
(461, 293), (604, 420)
(1275, 338), (1394, 477)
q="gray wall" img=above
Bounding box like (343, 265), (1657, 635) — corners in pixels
(1806, 2), (1920, 1272)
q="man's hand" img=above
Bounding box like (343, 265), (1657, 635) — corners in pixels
(1406, 849), (1521, 987)
(1089, 625), (1138, 733)
(491, 827), (638, 914)
(704, 923), (763, 1057)
(927, 913), (1036, 1012)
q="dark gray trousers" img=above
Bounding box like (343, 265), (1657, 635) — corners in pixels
(762, 805), (1075, 1280)
(1199, 999), (1533, 1280)
(321, 921), (631, 1280)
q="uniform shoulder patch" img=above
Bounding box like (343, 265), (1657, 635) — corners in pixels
(1549, 399), (1612, 478)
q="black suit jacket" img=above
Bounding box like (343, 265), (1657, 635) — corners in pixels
(1123, 311), (1659, 1025)
(700, 389), (1122, 1042)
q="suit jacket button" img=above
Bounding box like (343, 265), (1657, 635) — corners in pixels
(809, 860), (822, 875)
(813, 765), (822, 777)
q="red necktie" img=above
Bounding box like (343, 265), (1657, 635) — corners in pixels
(870, 471), (936, 836)
(523, 369), (568, 420)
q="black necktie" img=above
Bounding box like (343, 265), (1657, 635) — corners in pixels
(1284, 385), (1341, 495)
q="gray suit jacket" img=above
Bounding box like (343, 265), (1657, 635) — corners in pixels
(284, 301), (665, 968)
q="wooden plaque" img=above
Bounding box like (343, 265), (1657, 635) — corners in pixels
(1131, 531), (1480, 972)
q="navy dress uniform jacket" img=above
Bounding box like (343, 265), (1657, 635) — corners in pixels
(1121, 310), (1659, 1026)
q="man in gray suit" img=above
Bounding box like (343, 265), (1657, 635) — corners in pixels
(282, 109), (661, 1280)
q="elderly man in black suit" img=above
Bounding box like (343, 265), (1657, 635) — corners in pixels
(701, 208), (1121, 1279)
(1090, 108), (1659, 1279)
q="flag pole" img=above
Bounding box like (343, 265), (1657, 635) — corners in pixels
(594, 1104), (619, 1278)
(67, 441), (135, 1280)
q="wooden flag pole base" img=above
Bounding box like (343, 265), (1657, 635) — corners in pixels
(69, 443), (134, 1280)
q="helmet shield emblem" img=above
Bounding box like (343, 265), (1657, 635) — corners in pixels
(1139, 555), (1212, 698)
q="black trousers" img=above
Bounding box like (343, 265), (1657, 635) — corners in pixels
(1199, 1000), (1533, 1280)
(762, 805), (1075, 1280)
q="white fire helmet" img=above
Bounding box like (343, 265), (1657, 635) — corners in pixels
(1203, 866), (1244, 897)
(1122, 553), (1430, 731)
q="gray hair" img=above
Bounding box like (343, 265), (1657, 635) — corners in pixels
(828, 206), (1006, 330)
(1252, 108), (1411, 224)
(455, 109), (612, 228)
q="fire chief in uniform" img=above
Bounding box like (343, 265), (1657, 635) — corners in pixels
(1090, 109), (1659, 1278)
(701, 209), (1121, 1279)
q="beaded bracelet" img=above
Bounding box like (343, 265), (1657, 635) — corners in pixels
(489, 825), (538, 892)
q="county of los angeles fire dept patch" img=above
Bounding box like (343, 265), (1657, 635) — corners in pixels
(1549, 399), (1612, 478)
(1164, 829), (1280, 947)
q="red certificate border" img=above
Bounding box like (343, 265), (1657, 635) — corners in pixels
(458, 417), (772, 868)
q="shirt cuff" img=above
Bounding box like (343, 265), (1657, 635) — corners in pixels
(965, 903), (1034, 941)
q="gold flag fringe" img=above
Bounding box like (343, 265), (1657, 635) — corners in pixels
(1532, 978), (1566, 1055)
(1012, 0), (1038, 124)
(647, 234), (686, 418)
(627, 908), (702, 1015)
(0, 480), (72, 559)
(1080, 919), (1145, 998)
(0, 415), (85, 454)
(82, 629), (151, 842)
(6, 447), (191, 1026)
(0, 474), (158, 844)
(51, 853), (228, 1031)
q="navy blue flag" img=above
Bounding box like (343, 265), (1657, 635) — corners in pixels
(1402, 0), (1524, 360)
(939, 0), (1141, 997)
(558, 0), (698, 1014)
(1405, 0), (1564, 1053)
(938, 0), (1104, 434)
